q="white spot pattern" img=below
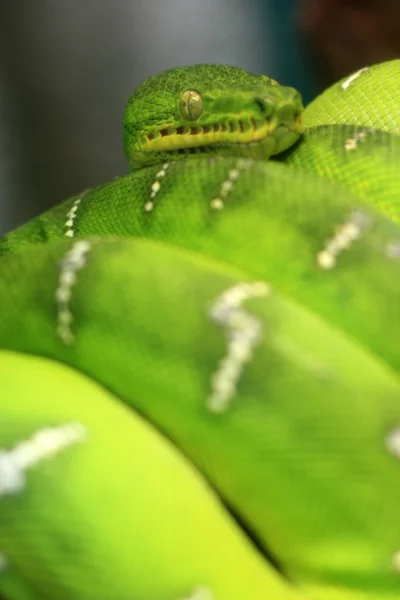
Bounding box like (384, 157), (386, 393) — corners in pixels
(344, 131), (367, 151)
(0, 423), (87, 498)
(317, 211), (371, 270)
(393, 550), (400, 573)
(385, 241), (400, 260)
(207, 281), (270, 413)
(385, 428), (400, 460)
(65, 190), (89, 238)
(386, 429), (400, 573)
(55, 240), (92, 344)
(179, 586), (214, 600)
(341, 67), (368, 90)
(210, 159), (253, 210)
(144, 163), (170, 212)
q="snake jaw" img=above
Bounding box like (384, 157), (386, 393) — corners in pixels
(139, 112), (303, 157)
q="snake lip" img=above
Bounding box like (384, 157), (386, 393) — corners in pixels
(140, 115), (302, 154)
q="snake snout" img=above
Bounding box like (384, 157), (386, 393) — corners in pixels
(277, 94), (303, 127)
(276, 101), (299, 125)
(253, 87), (304, 131)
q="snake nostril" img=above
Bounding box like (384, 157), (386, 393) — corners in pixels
(254, 96), (274, 117)
(255, 98), (265, 113)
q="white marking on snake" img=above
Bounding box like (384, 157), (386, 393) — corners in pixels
(0, 423), (87, 498)
(386, 429), (400, 573)
(144, 163), (170, 212)
(179, 586), (214, 600)
(385, 428), (400, 460)
(65, 190), (89, 238)
(341, 67), (368, 90)
(207, 281), (270, 413)
(210, 159), (254, 210)
(56, 240), (92, 344)
(385, 241), (400, 260)
(393, 550), (400, 573)
(317, 210), (371, 270)
(344, 131), (367, 151)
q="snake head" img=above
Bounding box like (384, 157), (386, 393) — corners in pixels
(123, 64), (304, 169)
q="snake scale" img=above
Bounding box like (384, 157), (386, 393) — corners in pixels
(0, 60), (400, 600)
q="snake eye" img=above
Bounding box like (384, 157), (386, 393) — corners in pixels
(180, 89), (203, 121)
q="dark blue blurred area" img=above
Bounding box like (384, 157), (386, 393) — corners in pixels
(260, 0), (318, 103)
(0, 0), (320, 234)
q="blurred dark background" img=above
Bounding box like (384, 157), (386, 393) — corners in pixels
(1, 0), (399, 235)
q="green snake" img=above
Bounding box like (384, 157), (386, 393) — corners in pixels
(1, 60), (400, 600)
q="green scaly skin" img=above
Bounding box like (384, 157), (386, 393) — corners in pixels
(123, 64), (304, 167)
(279, 125), (400, 223)
(302, 60), (400, 132)
(0, 61), (400, 600)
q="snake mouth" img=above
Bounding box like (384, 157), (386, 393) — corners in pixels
(141, 114), (303, 154)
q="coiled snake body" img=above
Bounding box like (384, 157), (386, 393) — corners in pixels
(0, 60), (400, 600)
